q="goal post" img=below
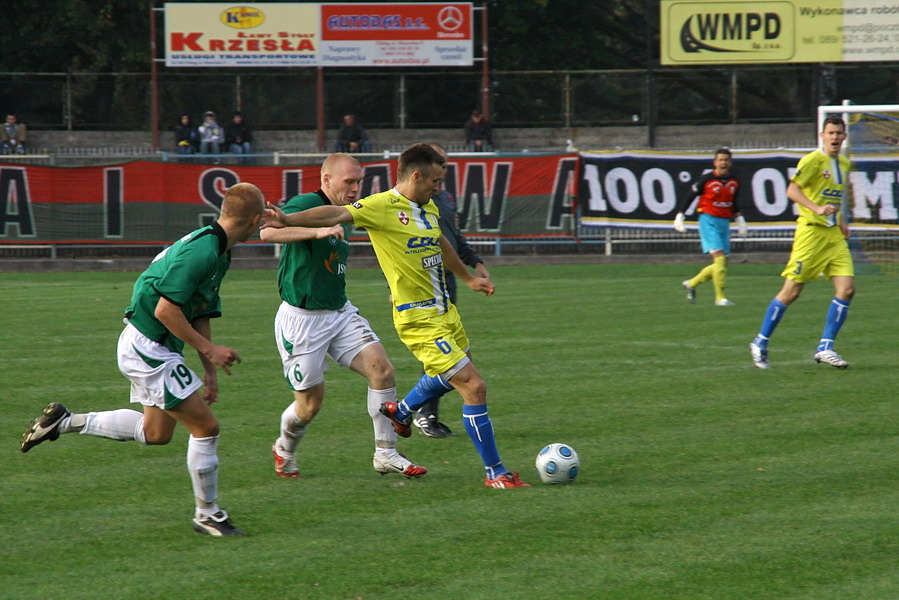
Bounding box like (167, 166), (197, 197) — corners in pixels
(817, 101), (899, 274)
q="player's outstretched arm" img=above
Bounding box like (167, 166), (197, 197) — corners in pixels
(260, 224), (344, 243)
(263, 202), (351, 229)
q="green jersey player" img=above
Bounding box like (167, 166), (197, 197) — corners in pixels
(263, 145), (530, 489)
(260, 153), (427, 480)
(20, 182), (265, 536)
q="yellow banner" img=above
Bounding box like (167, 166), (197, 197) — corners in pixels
(661, 0), (899, 64)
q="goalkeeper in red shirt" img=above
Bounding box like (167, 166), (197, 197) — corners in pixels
(674, 148), (747, 306)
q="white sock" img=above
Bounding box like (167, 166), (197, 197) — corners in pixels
(80, 409), (146, 444)
(59, 413), (87, 433)
(187, 434), (220, 518)
(368, 387), (398, 458)
(277, 402), (306, 454)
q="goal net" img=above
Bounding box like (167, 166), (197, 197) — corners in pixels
(818, 101), (899, 274)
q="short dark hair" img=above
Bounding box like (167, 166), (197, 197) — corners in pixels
(822, 115), (846, 132)
(398, 143), (445, 180)
(715, 147), (732, 157)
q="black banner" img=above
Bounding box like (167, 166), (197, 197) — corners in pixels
(578, 150), (899, 230)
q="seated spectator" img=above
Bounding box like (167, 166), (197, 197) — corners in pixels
(1, 114), (28, 155)
(335, 114), (371, 153)
(198, 110), (224, 155)
(465, 110), (493, 152)
(174, 113), (199, 156)
(225, 111), (254, 164)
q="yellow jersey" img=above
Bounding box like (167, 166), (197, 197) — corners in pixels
(791, 149), (851, 227)
(346, 189), (451, 324)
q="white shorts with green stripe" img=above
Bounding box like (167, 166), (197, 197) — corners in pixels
(117, 323), (202, 410)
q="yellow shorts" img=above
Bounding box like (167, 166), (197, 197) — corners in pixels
(395, 304), (470, 377)
(781, 224), (854, 283)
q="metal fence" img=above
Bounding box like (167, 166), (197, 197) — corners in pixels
(2, 63), (899, 131)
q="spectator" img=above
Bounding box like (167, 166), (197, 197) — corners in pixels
(174, 113), (199, 157)
(225, 111), (254, 164)
(335, 114), (371, 153)
(198, 110), (225, 156)
(1, 114), (28, 155)
(465, 110), (493, 152)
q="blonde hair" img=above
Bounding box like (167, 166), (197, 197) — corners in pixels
(322, 152), (360, 178)
(221, 182), (264, 220)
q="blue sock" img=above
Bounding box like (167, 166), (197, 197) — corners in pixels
(755, 298), (788, 348)
(462, 403), (507, 479)
(818, 297), (850, 352)
(396, 374), (453, 421)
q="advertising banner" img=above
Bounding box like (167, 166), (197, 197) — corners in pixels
(320, 3), (473, 66)
(579, 150), (899, 230)
(165, 3), (320, 67)
(165, 2), (473, 67)
(0, 154), (578, 243)
(661, 0), (899, 65)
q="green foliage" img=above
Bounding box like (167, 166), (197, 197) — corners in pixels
(1, 0), (651, 75)
(489, 0), (650, 69)
(1, 264), (897, 599)
(2, 0), (150, 72)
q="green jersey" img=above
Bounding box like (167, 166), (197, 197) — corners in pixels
(277, 190), (350, 310)
(125, 223), (230, 353)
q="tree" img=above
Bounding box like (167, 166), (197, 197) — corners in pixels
(1, 1), (149, 73)
(487, 0), (651, 70)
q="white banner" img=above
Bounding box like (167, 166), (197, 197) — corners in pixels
(165, 3), (473, 67)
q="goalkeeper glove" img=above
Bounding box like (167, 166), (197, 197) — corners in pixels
(735, 215), (748, 239)
(673, 212), (686, 233)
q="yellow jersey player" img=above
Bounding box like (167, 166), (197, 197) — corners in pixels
(263, 144), (530, 488)
(749, 116), (854, 369)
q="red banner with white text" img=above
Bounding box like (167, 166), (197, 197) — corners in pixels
(0, 155), (579, 243)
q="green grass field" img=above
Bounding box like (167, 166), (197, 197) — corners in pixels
(2, 263), (897, 600)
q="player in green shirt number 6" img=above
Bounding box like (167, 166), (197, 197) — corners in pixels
(20, 182), (265, 536)
(260, 153), (427, 480)
(263, 144), (531, 489)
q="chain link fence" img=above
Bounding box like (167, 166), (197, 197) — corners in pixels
(3, 64), (899, 131)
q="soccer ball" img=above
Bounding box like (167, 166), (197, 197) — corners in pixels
(535, 443), (579, 484)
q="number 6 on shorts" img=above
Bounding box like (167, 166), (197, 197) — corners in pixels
(434, 336), (452, 355)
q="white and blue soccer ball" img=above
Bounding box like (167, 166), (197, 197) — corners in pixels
(535, 443), (579, 484)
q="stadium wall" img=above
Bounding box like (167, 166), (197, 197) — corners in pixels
(24, 123), (815, 155)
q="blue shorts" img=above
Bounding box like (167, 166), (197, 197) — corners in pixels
(698, 213), (730, 254)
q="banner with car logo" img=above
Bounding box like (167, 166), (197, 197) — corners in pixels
(165, 2), (473, 67)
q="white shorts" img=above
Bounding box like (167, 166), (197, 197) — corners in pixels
(275, 301), (380, 391)
(117, 322), (202, 410)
